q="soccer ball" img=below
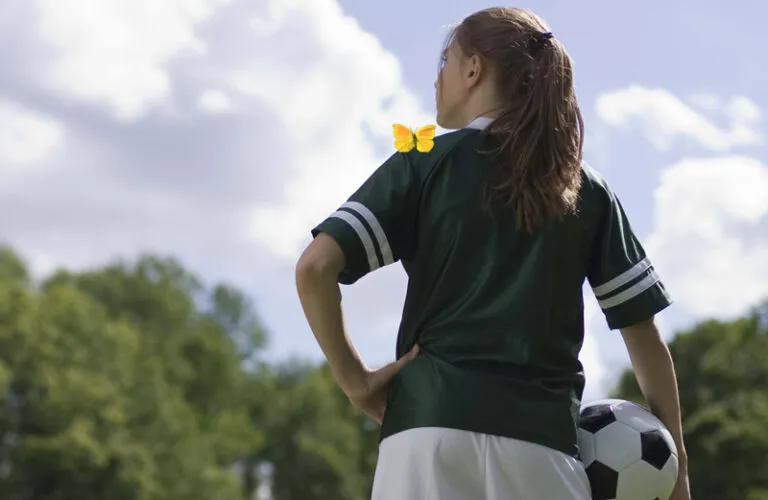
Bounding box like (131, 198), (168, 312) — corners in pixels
(577, 399), (679, 500)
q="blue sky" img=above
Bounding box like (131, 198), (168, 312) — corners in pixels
(342, 1), (768, 105)
(1, 0), (766, 400)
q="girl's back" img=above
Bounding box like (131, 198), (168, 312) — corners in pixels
(297, 6), (688, 500)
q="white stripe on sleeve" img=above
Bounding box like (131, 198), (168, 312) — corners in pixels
(592, 257), (652, 298)
(597, 268), (660, 309)
(341, 201), (394, 265)
(328, 210), (379, 272)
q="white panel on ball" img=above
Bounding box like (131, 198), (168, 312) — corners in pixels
(577, 428), (596, 466)
(593, 421), (643, 471)
(612, 402), (662, 433)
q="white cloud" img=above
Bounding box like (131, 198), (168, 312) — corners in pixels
(197, 89), (232, 113)
(0, 99), (63, 167)
(597, 86), (762, 152)
(33, 0), (230, 122)
(13, 0), (442, 264)
(238, 0), (440, 259)
(725, 96), (761, 123)
(0, 0), (440, 368)
(647, 156), (768, 318)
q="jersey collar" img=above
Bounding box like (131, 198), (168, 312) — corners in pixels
(465, 116), (494, 130)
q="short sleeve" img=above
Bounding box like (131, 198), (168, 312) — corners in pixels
(311, 152), (419, 285)
(587, 190), (673, 329)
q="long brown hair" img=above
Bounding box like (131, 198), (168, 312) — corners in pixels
(449, 7), (584, 232)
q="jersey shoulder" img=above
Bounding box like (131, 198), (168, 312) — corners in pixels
(432, 127), (478, 151)
(580, 160), (615, 204)
(581, 160), (608, 190)
(398, 128), (479, 177)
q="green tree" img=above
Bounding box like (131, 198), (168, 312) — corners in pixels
(612, 301), (768, 500)
(0, 250), (264, 500)
(50, 256), (265, 466)
(0, 245), (28, 284)
(208, 284), (267, 364)
(249, 361), (380, 500)
(0, 248), (385, 499)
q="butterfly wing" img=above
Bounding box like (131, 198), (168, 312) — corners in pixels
(415, 124), (436, 140)
(393, 123), (415, 152)
(416, 138), (435, 152)
(415, 124), (436, 152)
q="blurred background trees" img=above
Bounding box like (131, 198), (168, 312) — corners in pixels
(0, 245), (765, 499)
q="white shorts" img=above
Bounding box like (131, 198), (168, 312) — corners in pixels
(371, 427), (591, 500)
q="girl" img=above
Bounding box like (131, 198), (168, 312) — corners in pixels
(296, 7), (690, 500)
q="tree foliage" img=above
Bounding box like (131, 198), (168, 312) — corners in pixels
(250, 362), (380, 500)
(0, 250), (260, 500)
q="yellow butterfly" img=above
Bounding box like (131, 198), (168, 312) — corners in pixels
(393, 123), (436, 153)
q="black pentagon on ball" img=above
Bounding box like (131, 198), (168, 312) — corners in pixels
(585, 461), (618, 500)
(640, 429), (672, 469)
(579, 404), (616, 433)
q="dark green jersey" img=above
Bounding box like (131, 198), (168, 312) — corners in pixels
(311, 118), (672, 457)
